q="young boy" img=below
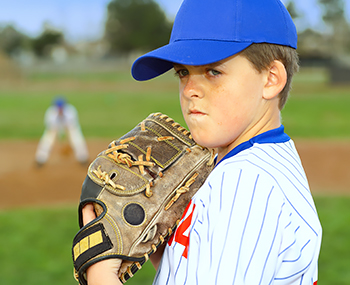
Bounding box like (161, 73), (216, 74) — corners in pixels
(82, 0), (322, 284)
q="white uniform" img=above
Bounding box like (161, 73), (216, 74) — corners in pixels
(35, 103), (89, 165)
(153, 126), (322, 285)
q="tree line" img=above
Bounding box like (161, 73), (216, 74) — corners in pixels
(287, 0), (350, 61)
(0, 0), (172, 59)
(0, 0), (349, 61)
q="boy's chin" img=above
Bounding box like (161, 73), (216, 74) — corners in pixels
(191, 135), (216, 150)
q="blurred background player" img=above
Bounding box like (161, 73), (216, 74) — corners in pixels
(35, 96), (89, 166)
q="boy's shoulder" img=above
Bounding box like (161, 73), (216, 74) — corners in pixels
(215, 125), (297, 170)
(200, 139), (314, 216)
(207, 137), (308, 198)
(215, 139), (298, 176)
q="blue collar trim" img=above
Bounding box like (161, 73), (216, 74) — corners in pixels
(215, 125), (290, 167)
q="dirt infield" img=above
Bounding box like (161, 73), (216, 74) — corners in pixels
(1, 139), (349, 209)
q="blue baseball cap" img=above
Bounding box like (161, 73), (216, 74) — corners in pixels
(132, 0), (297, 81)
(54, 96), (66, 108)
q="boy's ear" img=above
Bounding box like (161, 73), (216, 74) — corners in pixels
(263, 60), (287, 100)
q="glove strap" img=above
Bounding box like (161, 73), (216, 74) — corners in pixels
(72, 223), (113, 273)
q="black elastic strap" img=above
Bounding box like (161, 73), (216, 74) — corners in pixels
(72, 223), (113, 271)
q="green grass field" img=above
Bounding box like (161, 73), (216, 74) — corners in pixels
(0, 196), (349, 285)
(1, 65), (350, 284)
(1, 66), (350, 140)
(0, 205), (155, 285)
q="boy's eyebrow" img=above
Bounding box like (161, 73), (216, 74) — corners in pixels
(207, 61), (225, 69)
(173, 61), (225, 69)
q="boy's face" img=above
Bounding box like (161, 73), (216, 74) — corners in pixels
(174, 54), (278, 160)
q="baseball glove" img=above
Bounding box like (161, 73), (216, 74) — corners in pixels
(72, 112), (215, 284)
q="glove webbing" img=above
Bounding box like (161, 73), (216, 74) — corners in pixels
(93, 132), (199, 205)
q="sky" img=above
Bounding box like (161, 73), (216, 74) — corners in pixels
(0, 0), (349, 43)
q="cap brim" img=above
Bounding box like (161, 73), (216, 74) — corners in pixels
(131, 40), (252, 81)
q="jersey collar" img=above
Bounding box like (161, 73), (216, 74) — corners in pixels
(215, 125), (290, 167)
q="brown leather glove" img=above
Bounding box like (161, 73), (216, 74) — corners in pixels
(72, 113), (214, 284)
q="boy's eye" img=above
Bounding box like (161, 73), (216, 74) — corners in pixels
(208, 69), (221, 76)
(175, 69), (189, 77)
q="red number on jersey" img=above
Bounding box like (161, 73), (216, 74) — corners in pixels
(168, 202), (196, 259)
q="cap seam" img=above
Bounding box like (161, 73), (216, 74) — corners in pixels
(276, 0), (290, 45)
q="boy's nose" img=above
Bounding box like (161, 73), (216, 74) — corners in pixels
(182, 76), (204, 99)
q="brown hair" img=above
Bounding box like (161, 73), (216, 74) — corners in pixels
(240, 43), (299, 110)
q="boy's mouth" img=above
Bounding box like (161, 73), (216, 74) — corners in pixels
(189, 109), (206, 116)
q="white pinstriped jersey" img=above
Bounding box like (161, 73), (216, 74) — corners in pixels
(153, 126), (322, 285)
